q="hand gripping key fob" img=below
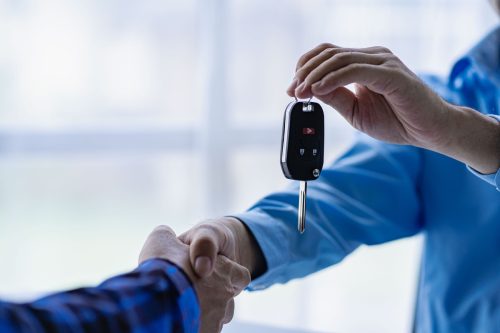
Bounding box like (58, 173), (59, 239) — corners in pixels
(280, 100), (324, 181)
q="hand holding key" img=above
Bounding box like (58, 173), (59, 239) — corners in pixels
(287, 43), (500, 175)
(287, 44), (449, 149)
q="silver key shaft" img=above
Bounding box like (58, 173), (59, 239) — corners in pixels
(298, 181), (307, 233)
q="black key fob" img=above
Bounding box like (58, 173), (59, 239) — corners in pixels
(280, 100), (324, 181)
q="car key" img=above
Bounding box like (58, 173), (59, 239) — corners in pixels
(280, 99), (324, 233)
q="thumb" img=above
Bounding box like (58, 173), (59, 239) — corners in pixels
(188, 226), (223, 278)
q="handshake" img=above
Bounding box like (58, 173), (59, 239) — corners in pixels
(139, 217), (265, 333)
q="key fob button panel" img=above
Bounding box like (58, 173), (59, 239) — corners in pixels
(281, 101), (324, 181)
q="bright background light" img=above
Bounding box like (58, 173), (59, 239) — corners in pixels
(0, 1), (497, 332)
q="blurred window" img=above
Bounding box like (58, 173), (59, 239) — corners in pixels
(0, 0), (497, 332)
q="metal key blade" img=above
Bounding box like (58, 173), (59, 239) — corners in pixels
(298, 181), (307, 233)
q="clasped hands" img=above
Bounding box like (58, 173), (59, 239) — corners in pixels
(139, 218), (257, 333)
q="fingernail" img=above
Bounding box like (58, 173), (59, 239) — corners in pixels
(195, 256), (212, 276)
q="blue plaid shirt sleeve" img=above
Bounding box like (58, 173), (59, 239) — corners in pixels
(0, 259), (200, 333)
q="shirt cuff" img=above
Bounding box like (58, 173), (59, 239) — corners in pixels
(467, 165), (500, 191)
(139, 259), (200, 332)
(466, 115), (500, 191)
(231, 210), (291, 291)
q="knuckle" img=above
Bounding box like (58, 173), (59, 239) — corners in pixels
(385, 66), (404, 77)
(243, 271), (251, 285)
(152, 225), (172, 234)
(224, 286), (234, 298)
(385, 59), (401, 69)
(348, 63), (363, 71)
(333, 51), (352, 61)
(196, 222), (222, 236)
(376, 46), (392, 54)
(322, 47), (339, 57)
(297, 54), (309, 66)
(239, 274), (250, 286)
(391, 55), (403, 65)
(317, 42), (334, 50)
(381, 53), (394, 60)
(193, 223), (227, 247)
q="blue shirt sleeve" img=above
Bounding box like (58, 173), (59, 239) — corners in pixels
(233, 135), (424, 290)
(466, 115), (500, 191)
(0, 259), (200, 333)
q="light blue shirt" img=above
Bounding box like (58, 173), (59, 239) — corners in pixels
(235, 27), (500, 333)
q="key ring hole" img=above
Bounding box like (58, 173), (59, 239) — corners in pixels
(298, 97), (314, 112)
(294, 97), (313, 104)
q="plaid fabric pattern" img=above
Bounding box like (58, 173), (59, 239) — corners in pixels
(0, 259), (200, 333)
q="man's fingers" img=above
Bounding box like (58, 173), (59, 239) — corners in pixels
(295, 54), (386, 99)
(294, 47), (387, 84)
(304, 52), (386, 88)
(293, 48), (340, 86)
(295, 43), (338, 72)
(311, 63), (393, 96)
(287, 43), (339, 96)
(289, 45), (394, 98)
(189, 225), (225, 277)
(288, 49), (335, 96)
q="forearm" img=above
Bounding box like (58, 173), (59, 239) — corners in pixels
(435, 104), (500, 175)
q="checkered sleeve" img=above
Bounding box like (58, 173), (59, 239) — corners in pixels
(0, 259), (200, 333)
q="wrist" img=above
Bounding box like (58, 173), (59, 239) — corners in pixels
(220, 217), (266, 279)
(436, 104), (500, 174)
